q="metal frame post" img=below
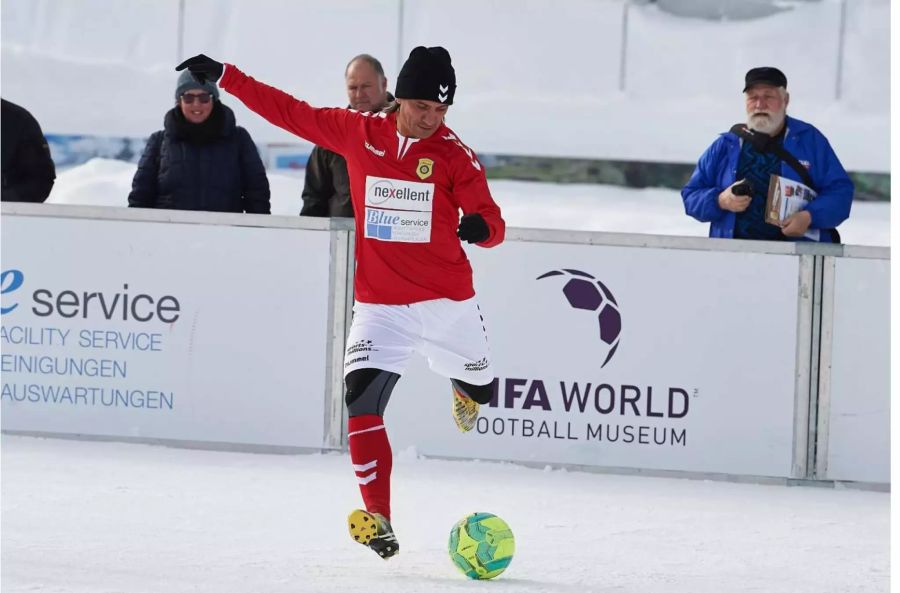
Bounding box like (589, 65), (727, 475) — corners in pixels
(619, 0), (630, 92)
(804, 255), (826, 478)
(834, 0), (848, 100)
(323, 229), (354, 449)
(791, 254), (815, 479)
(813, 256), (836, 479)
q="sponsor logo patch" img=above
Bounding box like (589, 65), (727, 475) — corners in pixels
(464, 357), (490, 372)
(364, 176), (434, 243)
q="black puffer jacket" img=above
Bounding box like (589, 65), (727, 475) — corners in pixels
(128, 102), (270, 213)
(1, 99), (56, 203)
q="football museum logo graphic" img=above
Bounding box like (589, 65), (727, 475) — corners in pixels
(537, 269), (622, 368)
(475, 269), (688, 448)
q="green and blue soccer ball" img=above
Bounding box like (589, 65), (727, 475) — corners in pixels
(448, 512), (515, 580)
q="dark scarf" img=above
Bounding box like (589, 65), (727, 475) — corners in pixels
(172, 101), (225, 145)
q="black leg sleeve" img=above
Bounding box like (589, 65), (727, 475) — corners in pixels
(345, 368), (401, 417)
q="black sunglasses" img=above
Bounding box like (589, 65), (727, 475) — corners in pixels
(181, 92), (212, 104)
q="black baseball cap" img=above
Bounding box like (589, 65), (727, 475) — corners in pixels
(743, 67), (787, 92)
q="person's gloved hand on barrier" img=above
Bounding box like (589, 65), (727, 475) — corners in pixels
(457, 213), (490, 244)
(176, 54), (224, 84)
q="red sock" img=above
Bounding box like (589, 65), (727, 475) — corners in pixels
(348, 414), (392, 521)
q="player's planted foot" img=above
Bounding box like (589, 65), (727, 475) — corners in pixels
(348, 509), (399, 559)
(452, 386), (479, 432)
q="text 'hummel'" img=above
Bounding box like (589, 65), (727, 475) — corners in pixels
(365, 141), (385, 157)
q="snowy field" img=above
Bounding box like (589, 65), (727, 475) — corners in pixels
(0, 435), (889, 593)
(46, 158), (891, 247)
(2, 3), (891, 591)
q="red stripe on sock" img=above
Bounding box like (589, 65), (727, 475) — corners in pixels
(348, 414), (392, 520)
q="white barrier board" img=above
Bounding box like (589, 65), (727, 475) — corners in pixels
(1, 215), (330, 448)
(386, 241), (800, 477)
(823, 257), (890, 483)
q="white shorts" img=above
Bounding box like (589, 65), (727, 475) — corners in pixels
(343, 297), (494, 385)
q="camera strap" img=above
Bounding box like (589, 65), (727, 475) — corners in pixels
(729, 124), (816, 190)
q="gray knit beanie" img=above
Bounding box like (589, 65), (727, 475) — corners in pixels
(174, 69), (220, 101)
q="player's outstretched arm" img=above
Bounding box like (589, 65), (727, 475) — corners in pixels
(175, 54), (352, 154)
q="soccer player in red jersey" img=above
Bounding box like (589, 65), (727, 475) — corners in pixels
(177, 47), (505, 559)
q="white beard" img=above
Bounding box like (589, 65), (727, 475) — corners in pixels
(748, 111), (785, 135)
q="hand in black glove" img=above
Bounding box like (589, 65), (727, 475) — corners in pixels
(175, 54), (224, 84)
(457, 213), (490, 244)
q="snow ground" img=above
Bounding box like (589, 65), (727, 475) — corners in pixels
(0, 435), (889, 593)
(45, 158), (891, 247)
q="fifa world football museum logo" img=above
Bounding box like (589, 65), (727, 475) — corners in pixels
(537, 269), (622, 368)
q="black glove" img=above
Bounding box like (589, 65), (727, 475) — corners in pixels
(457, 213), (490, 244)
(175, 54), (224, 84)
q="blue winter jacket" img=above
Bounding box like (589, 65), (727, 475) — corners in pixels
(681, 116), (853, 242)
(128, 103), (270, 213)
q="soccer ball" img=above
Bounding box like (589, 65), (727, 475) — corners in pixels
(448, 512), (515, 580)
(537, 269), (622, 367)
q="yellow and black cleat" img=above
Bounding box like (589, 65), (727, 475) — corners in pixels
(348, 509), (399, 560)
(452, 386), (480, 432)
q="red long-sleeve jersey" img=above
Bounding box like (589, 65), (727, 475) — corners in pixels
(220, 65), (505, 305)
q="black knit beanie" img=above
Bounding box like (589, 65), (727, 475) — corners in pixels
(394, 46), (456, 105)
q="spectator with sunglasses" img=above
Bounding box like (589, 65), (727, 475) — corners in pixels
(128, 70), (270, 213)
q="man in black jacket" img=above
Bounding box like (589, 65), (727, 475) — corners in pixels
(300, 54), (391, 217)
(1, 99), (56, 203)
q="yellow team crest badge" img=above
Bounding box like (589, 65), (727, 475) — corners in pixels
(416, 158), (434, 180)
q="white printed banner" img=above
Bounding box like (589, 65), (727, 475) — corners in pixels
(385, 241), (801, 477)
(822, 257), (890, 483)
(1, 215), (330, 448)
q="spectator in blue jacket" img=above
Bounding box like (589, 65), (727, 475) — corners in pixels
(682, 67), (853, 242)
(128, 70), (270, 213)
